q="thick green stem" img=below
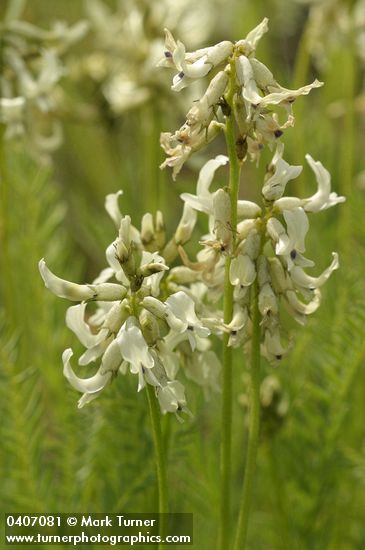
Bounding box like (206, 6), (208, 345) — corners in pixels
(146, 383), (168, 549)
(233, 279), (261, 550)
(218, 71), (242, 550)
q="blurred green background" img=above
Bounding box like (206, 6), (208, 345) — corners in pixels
(1, 0), (365, 548)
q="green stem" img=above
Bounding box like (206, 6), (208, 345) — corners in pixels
(218, 69), (242, 550)
(233, 279), (261, 550)
(146, 383), (168, 549)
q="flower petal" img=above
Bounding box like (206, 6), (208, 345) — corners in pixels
(117, 318), (154, 372)
(66, 303), (108, 348)
(304, 155), (346, 212)
(105, 190), (123, 226)
(290, 252), (339, 289)
(62, 348), (111, 394)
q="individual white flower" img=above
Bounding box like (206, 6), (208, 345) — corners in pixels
(289, 252), (339, 290)
(160, 121), (222, 179)
(165, 291), (210, 350)
(65, 303), (108, 348)
(230, 255), (256, 287)
(186, 70), (229, 128)
(267, 208), (312, 270)
(303, 155), (346, 212)
(105, 190), (123, 227)
(253, 79), (323, 110)
(62, 348), (113, 409)
(262, 143), (302, 201)
(235, 18), (269, 54)
(39, 259), (127, 301)
(118, 317), (155, 391)
(222, 305), (249, 348)
(237, 201), (262, 218)
(159, 28), (233, 91)
(174, 204), (198, 245)
(285, 288), (321, 317)
(258, 283), (279, 318)
(156, 380), (187, 414)
(261, 327), (289, 363)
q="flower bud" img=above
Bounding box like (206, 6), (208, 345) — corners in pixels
(139, 262), (169, 278)
(141, 212), (154, 247)
(103, 300), (130, 334)
(139, 309), (161, 346)
(268, 257), (292, 294)
(205, 41), (233, 67)
(258, 282), (278, 317)
(237, 200), (262, 218)
(230, 254), (256, 287)
(155, 211), (166, 249)
(141, 296), (167, 319)
(174, 204), (197, 245)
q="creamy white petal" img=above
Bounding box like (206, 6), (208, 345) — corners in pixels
(285, 289), (321, 315)
(258, 283), (279, 316)
(245, 17), (269, 49)
(39, 259), (95, 301)
(165, 291), (210, 339)
(196, 155), (229, 196)
(259, 79), (323, 107)
(39, 259), (126, 302)
(174, 204), (197, 244)
(230, 255), (256, 287)
(62, 348), (112, 394)
(66, 303), (108, 348)
(304, 155), (346, 212)
(117, 318), (154, 372)
(100, 338), (123, 374)
(236, 55), (262, 105)
(77, 391), (102, 409)
(105, 190), (123, 226)
(274, 197), (303, 211)
(262, 328), (288, 362)
(237, 200), (262, 218)
(283, 208), (309, 254)
(78, 342), (107, 366)
(263, 156), (302, 201)
(290, 252), (339, 289)
(156, 380), (187, 414)
(266, 218), (290, 255)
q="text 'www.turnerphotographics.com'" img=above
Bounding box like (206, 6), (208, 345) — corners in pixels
(5, 513), (193, 546)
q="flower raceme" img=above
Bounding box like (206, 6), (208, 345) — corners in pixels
(158, 18), (322, 178)
(39, 191), (220, 416)
(176, 145), (345, 362)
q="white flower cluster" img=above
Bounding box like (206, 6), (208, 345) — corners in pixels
(159, 18), (322, 178)
(39, 191), (220, 416)
(0, 12), (88, 158)
(177, 144), (345, 362)
(80, 0), (225, 114)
